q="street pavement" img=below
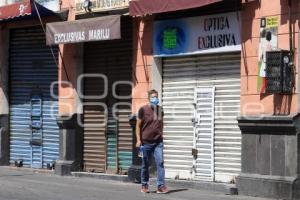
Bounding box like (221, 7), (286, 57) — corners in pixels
(0, 167), (272, 200)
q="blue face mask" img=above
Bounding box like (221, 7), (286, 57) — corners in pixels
(150, 97), (159, 106)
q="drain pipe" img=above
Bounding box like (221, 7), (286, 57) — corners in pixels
(288, 0), (293, 56)
(287, 0), (296, 93)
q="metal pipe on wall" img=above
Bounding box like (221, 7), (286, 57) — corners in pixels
(288, 0), (293, 55)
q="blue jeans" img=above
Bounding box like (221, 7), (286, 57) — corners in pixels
(141, 142), (165, 188)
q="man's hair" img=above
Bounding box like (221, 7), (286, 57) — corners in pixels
(148, 89), (158, 99)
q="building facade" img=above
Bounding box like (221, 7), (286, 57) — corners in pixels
(130, 0), (300, 199)
(0, 0), (299, 199)
(0, 0), (67, 169)
(47, 0), (133, 175)
(130, 0), (243, 183)
(237, 0), (300, 199)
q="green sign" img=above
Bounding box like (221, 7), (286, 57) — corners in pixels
(163, 28), (177, 49)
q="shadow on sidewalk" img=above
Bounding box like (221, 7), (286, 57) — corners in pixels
(150, 188), (188, 194)
(168, 188), (189, 194)
(0, 174), (35, 177)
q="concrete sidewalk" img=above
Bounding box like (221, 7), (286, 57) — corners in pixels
(0, 166), (272, 200)
(72, 171), (238, 195)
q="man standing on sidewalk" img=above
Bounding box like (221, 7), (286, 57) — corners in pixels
(135, 89), (169, 194)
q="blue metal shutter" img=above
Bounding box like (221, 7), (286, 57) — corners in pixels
(9, 26), (59, 168)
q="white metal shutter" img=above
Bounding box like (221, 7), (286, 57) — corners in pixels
(199, 53), (241, 182)
(193, 87), (215, 181)
(163, 56), (197, 179)
(162, 52), (241, 182)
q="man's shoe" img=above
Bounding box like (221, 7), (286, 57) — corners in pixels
(141, 185), (150, 193)
(156, 185), (169, 194)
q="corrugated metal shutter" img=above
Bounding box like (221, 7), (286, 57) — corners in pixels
(194, 86), (215, 181)
(107, 110), (117, 171)
(83, 17), (132, 173)
(9, 26), (59, 168)
(83, 49), (108, 172)
(30, 95), (43, 168)
(83, 106), (107, 172)
(163, 56), (197, 179)
(162, 52), (241, 182)
(117, 109), (132, 172)
(208, 54), (241, 182)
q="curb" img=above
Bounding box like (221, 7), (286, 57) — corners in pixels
(72, 172), (129, 182)
(0, 166), (54, 174)
(164, 179), (238, 195)
(71, 172), (238, 195)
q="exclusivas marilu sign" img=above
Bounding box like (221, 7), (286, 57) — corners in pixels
(153, 12), (241, 57)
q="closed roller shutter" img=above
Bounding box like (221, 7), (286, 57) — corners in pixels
(194, 86), (215, 181)
(83, 103), (107, 172)
(162, 52), (241, 182)
(117, 109), (132, 171)
(83, 17), (132, 173)
(163, 56), (197, 179)
(9, 26), (59, 168)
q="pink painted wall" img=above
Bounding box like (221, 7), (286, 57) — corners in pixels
(241, 0), (299, 115)
(58, 0), (78, 115)
(131, 17), (154, 113)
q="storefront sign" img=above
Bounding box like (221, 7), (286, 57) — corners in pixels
(75, 0), (129, 14)
(46, 15), (120, 45)
(0, 0), (59, 21)
(153, 12), (241, 56)
(0, 0), (31, 21)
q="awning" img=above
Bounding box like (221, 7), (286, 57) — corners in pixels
(0, 0), (56, 22)
(129, 0), (223, 16)
(46, 15), (121, 45)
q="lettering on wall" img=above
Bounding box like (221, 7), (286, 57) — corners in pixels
(75, 0), (129, 13)
(199, 16), (237, 49)
(53, 29), (110, 44)
(46, 15), (120, 45)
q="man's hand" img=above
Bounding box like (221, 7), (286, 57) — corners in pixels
(136, 140), (141, 148)
(135, 119), (142, 148)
